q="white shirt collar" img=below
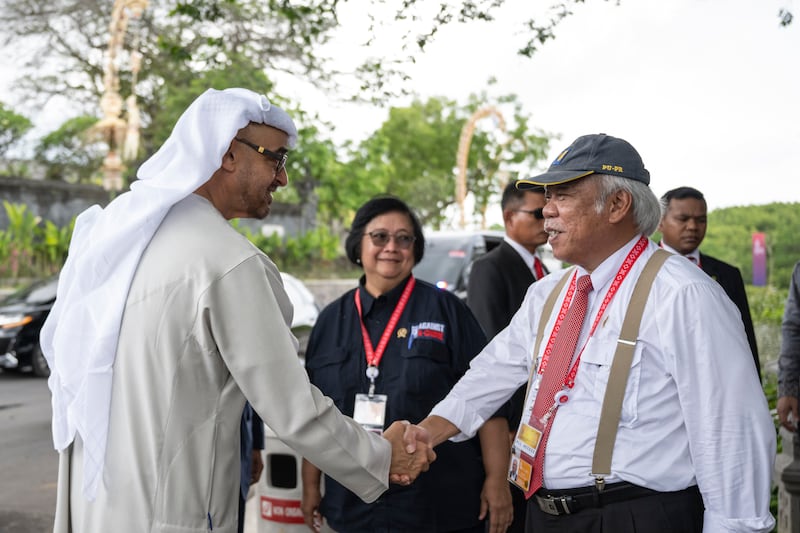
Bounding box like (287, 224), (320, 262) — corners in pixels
(659, 241), (700, 263)
(582, 234), (647, 294)
(503, 235), (541, 274)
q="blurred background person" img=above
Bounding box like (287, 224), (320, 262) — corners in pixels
(659, 186), (760, 378)
(466, 180), (549, 533)
(301, 196), (513, 533)
(778, 260), (800, 431)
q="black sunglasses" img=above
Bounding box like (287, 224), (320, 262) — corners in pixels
(234, 137), (288, 174)
(515, 208), (545, 220)
(364, 231), (416, 249)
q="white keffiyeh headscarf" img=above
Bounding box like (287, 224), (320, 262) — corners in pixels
(40, 88), (298, 500)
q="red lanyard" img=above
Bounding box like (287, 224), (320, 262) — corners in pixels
(537, 235), (649, 389)
(354, 276), (416, 370)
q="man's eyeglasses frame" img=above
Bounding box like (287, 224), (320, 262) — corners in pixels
(234, 137), (288, 175)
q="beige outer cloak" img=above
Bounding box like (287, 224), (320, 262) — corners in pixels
(53, 194), (390, 533)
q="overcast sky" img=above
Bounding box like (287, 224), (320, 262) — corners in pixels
(2, 0), (798, 220)
(278, 0), (800, 218)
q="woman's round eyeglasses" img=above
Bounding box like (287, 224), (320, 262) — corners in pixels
(364, 231), (416, 249)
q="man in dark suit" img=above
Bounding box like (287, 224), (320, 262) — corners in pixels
(467, 180), (549, 533)
(468, 181), (550, 340)
(659, 186), (761, 378)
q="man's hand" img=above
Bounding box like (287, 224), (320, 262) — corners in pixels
(250, 449), (264, 485)
(479, 475), (513, 533)
(301, 483), (323, 532)
(477, 417), (513, 532)
(383, 420), (436, 485)
(301, 459), (324, 532)
(778, 396), (799, 432)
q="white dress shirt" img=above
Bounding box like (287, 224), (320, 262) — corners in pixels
(503, 236), (544, 278)
(432, 235), (775, 532)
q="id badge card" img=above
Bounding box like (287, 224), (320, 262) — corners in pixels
(513, 421), (543, 458)
(353, 393), (388, 435)
(507, 448), (533, 492)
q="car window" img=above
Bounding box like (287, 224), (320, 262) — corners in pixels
(413, 234), (484, 292)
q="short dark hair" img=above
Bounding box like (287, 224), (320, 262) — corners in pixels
(344, 195), (425, 267)
(661, 186), (705, 203)
(660, 186), (707, 217)
(502, 180), (544, 211)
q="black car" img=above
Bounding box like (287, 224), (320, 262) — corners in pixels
(0, 275), (57, 377)
(0, 272), (320, 378)
(413, 230), (505, 301)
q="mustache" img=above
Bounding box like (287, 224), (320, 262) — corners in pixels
(543, 223), (560, 233)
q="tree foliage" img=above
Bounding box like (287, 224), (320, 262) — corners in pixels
(34, 116), (106, 183)
(352, 97), (467, 226)
(0, 0), (336, 107)
(140, 1), (799, 60)
(323, 93), (551, 229)
(0, 0), (792, 122)
(0, 201), (72, 279)
(701, 202), (800, 291)
(1, 0), (791, 184)
(0, 0), (341, 183)
(0, 0), (791, 228)
(0, 102), (33, 159)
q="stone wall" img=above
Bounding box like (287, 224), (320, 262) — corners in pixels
(0, 177), (306, 236)
(0, 177), (110, 229)
(304, 278), (359, 309)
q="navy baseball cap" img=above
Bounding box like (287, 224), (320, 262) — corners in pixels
(517, 133), (650, 188)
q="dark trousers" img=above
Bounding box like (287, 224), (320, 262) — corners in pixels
(508, 483), (527, 533)
(238, 493), (246, 533)
(525, 486), (704, 533)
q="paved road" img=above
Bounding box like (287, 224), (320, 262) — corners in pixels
(0, 370), (57, 533)
(0, 368), (280, 533)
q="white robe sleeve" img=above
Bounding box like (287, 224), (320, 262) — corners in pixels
(200, 255), (391, 503)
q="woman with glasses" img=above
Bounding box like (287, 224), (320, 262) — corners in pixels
(301, 196), (513, 533)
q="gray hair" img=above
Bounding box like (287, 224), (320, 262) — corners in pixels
(594, 174), (661, 235)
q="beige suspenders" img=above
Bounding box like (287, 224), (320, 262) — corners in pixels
(523, 249), (671, 491)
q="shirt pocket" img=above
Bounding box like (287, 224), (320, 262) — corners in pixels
(305, 347), (358, 407)
(400, 341), (453, 399)
(578, 328), (642, 427)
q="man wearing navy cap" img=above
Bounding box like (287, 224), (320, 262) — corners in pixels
(415, 134), (775, 531)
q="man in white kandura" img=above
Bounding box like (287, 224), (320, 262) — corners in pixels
(42, 88), (433, 533)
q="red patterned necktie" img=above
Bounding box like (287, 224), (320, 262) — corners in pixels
(533, 257), (545, 280)
(526, 274), (594, 497)
(688, 256), (699, 266)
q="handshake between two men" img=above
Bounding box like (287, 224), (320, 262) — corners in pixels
(383, 420), (437, 485)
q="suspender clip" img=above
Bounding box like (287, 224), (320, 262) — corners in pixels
(593, 475), (606, 493)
